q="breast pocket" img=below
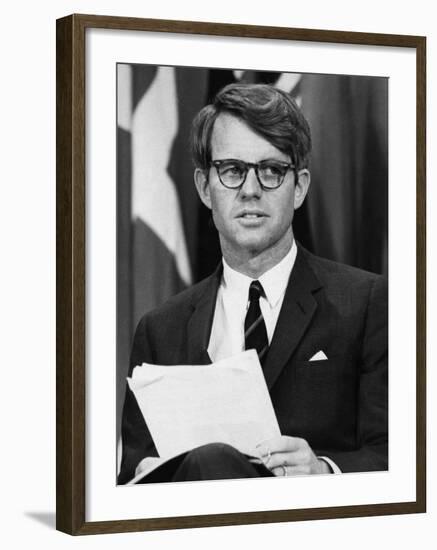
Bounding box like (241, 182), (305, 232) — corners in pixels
(294, 353), (354, 373)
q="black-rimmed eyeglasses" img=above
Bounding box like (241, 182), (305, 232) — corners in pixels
(210, 159), (295, 190)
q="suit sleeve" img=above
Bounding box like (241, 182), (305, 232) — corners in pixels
(117, 315), (159, 484)
(321, 275), (388, 472)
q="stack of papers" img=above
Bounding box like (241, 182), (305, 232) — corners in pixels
(127, 349), (280, 461)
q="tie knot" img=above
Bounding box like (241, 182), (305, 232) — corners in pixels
(248, 280), (264, 302)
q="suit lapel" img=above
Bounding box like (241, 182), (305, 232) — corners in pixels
(185, 248), (321, 379)
(186, 265), (222, 365)
(263, 247), (322, 390)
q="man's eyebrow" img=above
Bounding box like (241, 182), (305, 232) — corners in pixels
(264, 157), (292, 161)
(259, 157), (293, 164)
(213, 157), (291, 162)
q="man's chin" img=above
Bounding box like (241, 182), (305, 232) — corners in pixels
(227, 229), (293, 261)
(234, 237), (270, 257)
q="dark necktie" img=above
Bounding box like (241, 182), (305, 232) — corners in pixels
(244, 280), (269, 365)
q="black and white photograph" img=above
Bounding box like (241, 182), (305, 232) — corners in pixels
(54, 12), (425, 535)
(115, 64), (389, 486)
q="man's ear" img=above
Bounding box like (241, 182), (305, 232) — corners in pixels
(293, 169), (311, 210)
(194, 168), (212, 210)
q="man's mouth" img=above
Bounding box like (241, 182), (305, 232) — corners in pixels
(237, 211), (267, 219)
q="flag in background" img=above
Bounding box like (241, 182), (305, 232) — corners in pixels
(116, 64), (209, 452)
(131, 66), (192, 322)
(116, 65), (388, 466)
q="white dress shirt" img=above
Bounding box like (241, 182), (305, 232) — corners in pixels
(208, 240), (297, 362)
(207, 240), (341, 475)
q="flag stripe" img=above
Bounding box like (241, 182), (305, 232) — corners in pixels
(131, 66), (191, 286)
(132, 65), (157, 111)
(132, 218), (186, 324)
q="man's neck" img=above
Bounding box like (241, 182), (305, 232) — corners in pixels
(222, 235), (294, 279)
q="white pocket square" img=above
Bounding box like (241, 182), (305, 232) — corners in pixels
(309, 350), (328, 361)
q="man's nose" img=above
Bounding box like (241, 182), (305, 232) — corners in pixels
(240, 167), (262, 198)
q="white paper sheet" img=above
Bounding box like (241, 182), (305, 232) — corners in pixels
(127, 349), (280, 459)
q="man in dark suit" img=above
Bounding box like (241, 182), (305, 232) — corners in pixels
(118, 83), (387, 485)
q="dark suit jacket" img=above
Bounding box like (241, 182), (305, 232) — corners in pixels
(118, 245), (388, 484)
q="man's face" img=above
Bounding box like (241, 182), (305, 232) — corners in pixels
(194, 113), (310, 263)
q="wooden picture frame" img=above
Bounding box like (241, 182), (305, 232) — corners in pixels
(56, 13), (426, 535)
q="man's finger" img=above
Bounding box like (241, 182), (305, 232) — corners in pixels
(262, 450), (307, 470)
(271, 464), (312, 477)
(256, 436), (305, 458)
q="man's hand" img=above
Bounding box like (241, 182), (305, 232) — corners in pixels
(256, 436), (331, 476)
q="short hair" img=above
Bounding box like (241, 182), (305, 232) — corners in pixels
(190, 82), (311, 171)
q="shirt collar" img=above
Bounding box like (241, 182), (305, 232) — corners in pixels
(222, 240), (297, 307)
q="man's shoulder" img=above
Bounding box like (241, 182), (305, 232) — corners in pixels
(299, 246), (386, 288)
(144, 268), (220, 323)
